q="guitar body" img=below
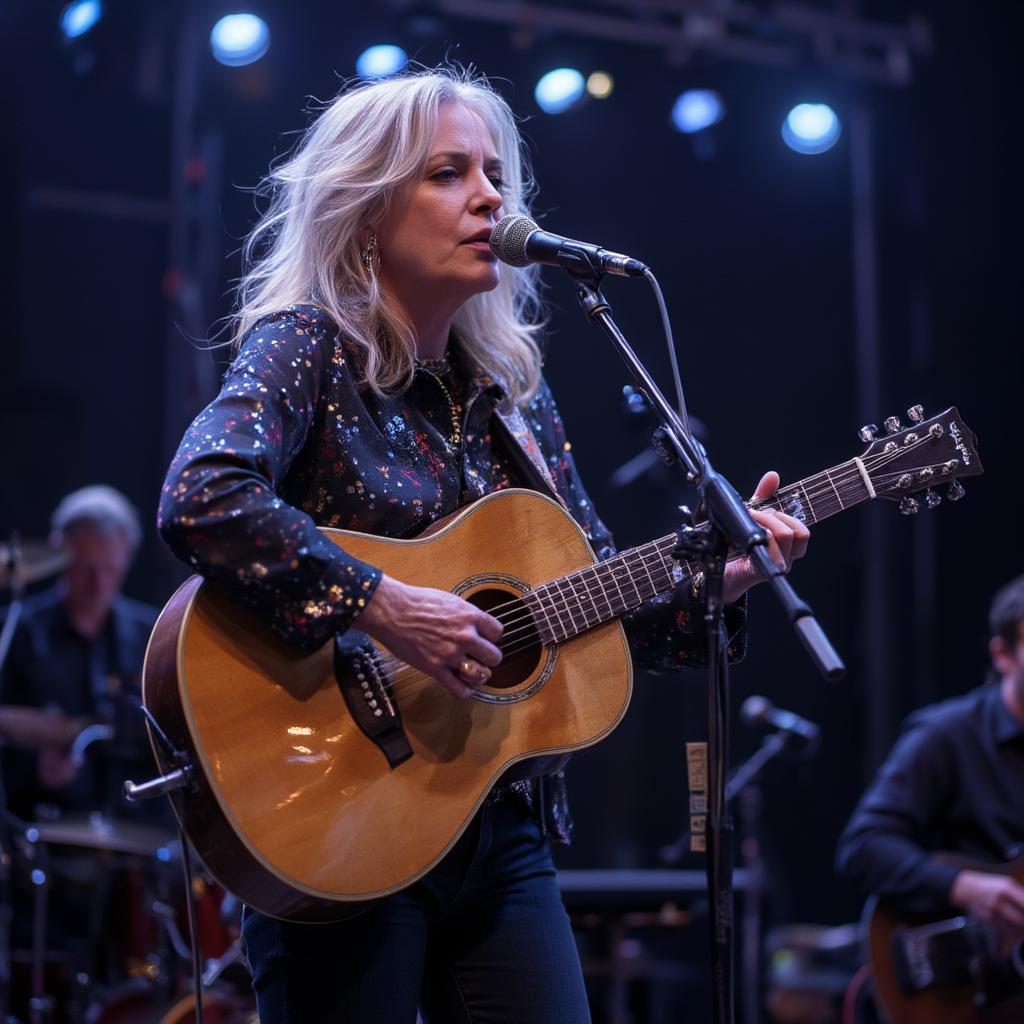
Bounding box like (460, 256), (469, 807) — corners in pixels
(868, 857), (1024, 1024)
(143, 489), (633, 921)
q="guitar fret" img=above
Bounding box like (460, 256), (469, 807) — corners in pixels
(797, 482), (819, 525)
(519, 443), (921, 646)
(650, 541), (681, 585)
(559, 575), (592, 634)
(635, 544), (659, 595)
(548, 581), (576, 642)
(584, 562), (614, 620)
(822, 468), (845, 510)
(523, 588), (557, 645)
(529, 456), (891, 645)
(618, 554), (646, 609)
(606, 557), (638, 610)
(563, 569), (599, 629)
(605, 557), (629, 614)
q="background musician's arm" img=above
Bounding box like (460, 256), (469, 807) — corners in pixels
(836, 714), (961, 915)
(158, 309), (383, 652)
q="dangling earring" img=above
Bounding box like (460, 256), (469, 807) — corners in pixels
(361, 234), (379, 275)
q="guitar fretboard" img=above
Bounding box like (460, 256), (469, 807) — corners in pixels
(523, 459), (873, 644)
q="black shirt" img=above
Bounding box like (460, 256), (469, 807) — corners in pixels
(0, 586), (159, 820)
(836, 683), (1024, 914)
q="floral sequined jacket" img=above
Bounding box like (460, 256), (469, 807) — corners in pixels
(158, 305), (746, 843)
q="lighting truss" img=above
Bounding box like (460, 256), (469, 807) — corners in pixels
(409, 0), (932, 85)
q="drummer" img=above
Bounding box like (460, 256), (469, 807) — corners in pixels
(0, 485), (159, 822)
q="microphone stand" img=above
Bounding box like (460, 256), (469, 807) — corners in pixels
(563, 259), (844, 1024)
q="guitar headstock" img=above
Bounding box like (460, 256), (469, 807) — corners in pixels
(858, 405), (983, 514)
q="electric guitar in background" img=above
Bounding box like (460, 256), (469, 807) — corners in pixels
(142, 405), (982, 921)
(868, 855), (1024, 1024)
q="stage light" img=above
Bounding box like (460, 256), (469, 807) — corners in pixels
(60, 0), (102, 40)
(535, 68), (585, 115)
(586, 71), (614, 100)
(356, 44), (408, 80)
(782, 103), (841, 154)
(210, 14), (271, 68)
(671, 90), (724, 134)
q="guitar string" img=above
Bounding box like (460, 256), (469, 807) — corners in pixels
(369, 446), (956, 699)
(380, 440), (935, 659)
(463, 436), (949, 632)
(370, 465), (950, 707)
(376, 445), (946, 683)
(372, 452), (957, 702)
(373, 456), (956, 704)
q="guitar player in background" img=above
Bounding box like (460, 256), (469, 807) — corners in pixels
(837, 574), (1024, 1010)
(157, 66), (810, 1024)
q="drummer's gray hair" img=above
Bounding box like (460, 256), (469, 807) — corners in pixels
(51, 485), (142, 550)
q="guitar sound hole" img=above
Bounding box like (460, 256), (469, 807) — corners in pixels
(467, 588), (542, 691)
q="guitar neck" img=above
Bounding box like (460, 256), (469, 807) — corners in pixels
(524, 458), (875, 644)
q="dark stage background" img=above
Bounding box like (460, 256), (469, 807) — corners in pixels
(0, 0), (1018, 953)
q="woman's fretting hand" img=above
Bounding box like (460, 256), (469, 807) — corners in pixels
(722, 471), (811, 604)
(358, 575), (504, 699)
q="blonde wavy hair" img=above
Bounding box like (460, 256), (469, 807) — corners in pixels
(233, 66), (544, 406)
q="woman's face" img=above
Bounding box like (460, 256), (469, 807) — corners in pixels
(375, 101), (505, 319)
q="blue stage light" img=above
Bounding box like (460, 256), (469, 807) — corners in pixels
(671, 90), (724, 134)
(356, 45), (408, 80)
(782, 103), (841, 155)
(210, 14), (271, 68)
(60, 0), (102, 40)
(534, 68), (585, 115)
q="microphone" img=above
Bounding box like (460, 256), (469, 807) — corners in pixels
(489, 215), (649, 278)
(741, 695), (821, 752)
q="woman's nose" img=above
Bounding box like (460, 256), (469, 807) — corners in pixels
(472, 174), (503, 215)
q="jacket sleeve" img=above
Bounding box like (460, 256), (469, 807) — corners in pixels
(157, 308), (381, 652)
(522, 378), (747, 673)
(835, 715), (960, 913)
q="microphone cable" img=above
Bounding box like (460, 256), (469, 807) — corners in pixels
(642, 268), (693, 440)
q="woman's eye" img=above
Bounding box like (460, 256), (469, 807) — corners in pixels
(432, 169), (458, 182)
(488, 177), (505, 191)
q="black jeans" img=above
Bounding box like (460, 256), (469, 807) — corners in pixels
(241, 795), (591, 1023)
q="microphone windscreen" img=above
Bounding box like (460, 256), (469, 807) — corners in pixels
(489, 215), (538, 267)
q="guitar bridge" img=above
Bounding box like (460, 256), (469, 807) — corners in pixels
(334, 632), (413, 769)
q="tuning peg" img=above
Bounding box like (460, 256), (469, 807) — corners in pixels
(858, 424), (879, 443)
(907, 404), (924, 423)
(884, 416), (903, 434)
(899, 497), (920, 515)
(925, 489), (942, 509)
(947, 481), (965, 502)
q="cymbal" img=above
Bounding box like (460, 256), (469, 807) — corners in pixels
(0, 540), (69, 588)
(0, 705), (85, 749)
(29, 813), (175, 857)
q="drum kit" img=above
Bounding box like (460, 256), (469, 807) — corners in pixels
(0, 540), (257, 1024)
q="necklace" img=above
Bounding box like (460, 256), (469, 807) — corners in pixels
(415, 356), (463, 455)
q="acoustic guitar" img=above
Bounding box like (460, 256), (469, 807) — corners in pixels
(868, 856), (1024, 1024)
(143, 406), (982, 921)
